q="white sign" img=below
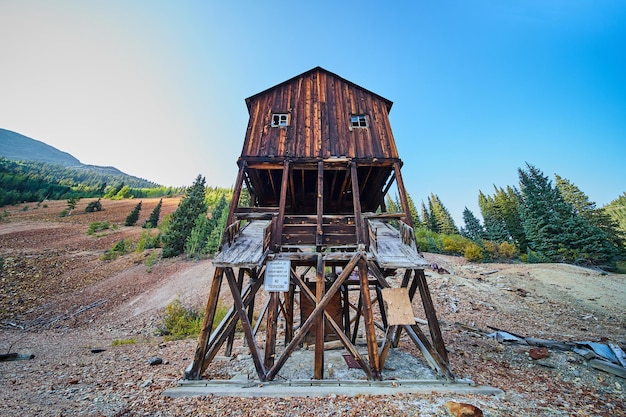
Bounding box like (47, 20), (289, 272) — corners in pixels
(264, 259), (291, 292)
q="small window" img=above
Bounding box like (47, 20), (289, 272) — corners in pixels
(271, 113), (289, 127)
(350, 114), (367, 128)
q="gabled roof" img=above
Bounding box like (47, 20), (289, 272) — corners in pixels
(245, 66), (393, 112)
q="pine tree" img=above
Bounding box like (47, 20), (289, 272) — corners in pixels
(460, 207), (485, 242)
(421, 201), (435, 231)
(478, 190), (511, 244)
(206, 195), (229, 254)
(428, 193), (458, 235)
(518, 164), (622, 267)
(162, 175), (208, 258)
(144, 199), (162, 228)
(406, 193), (421, 227)
(124, 201), (142, 226)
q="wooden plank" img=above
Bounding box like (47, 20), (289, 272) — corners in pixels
(358, 257), (381, 380)
(264, 292), (279, 369)
(351, 162), (364, 245)
(314, 255), (325, 379)
(589, 359), (626, 378)
(415, 269), (448, 364)
(273, 161), (290, 250)
(225, 268), (267, 381)
(316, 161), (324, 248)
(381, 288), (414, 326)
(213, 220), (269, 268)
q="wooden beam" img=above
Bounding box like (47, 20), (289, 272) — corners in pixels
(316, 161), (324, 248)
(350, 161), (364, 245)
(186, 267), (224, 379)
(225, 163), (247, 228)
(415, 269), (449, 363)
(358, 257), (381, 380)
(264, 292), (280, 369)
(225, 268), (267, 380)
(225, 268), (246, 356)
(393, 162), (413, 227)
(314, 254), (325, 379)
(273, 161), (290, 249)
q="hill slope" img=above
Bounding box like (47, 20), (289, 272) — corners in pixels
(0, 128), (81, 166)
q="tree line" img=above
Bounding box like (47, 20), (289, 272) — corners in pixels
(392, 163), (625, 270)
(0, 158), (183, 206)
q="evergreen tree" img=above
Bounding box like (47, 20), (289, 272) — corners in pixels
(124, 201), (142, 226)
(460, 207), (485, 242)
(185, 214), (211, 257)
(604, 193), (626, 236)
(162, 175), (208, 258)
(428, 193), (458, 235)
(206, 195), (229, 254)
(478, 190), (511, 244)
(421, 201), (435, 231)
(144, 199), (163, 228)
(406, 193), (421, 227)
(518, 163), (621, 267)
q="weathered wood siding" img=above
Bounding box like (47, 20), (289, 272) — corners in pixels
(242, 68), (399, 160)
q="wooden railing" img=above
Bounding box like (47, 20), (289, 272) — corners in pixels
(368, 221), (378, 252)
(222, 220), (242, 248)
(263, 217), (275, 253)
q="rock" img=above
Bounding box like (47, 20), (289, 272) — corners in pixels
(444, 401), (483, 417)
(529, 347), (550, 360)
(148, 357), (163, 366)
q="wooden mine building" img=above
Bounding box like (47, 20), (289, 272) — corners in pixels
(186, 67), (452, 382)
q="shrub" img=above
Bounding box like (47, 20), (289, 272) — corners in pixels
(464, 242), (485, 262)
(85, 199), (103, 213)
(102, 239), (131, 260)
(112, 338), (136, 346)
(157, 298), (228, 341)
(144, 252), (158, 272)
(498, 241), (518, 259)
(136, 229), (160, 252)
(88, 221), (111, 235)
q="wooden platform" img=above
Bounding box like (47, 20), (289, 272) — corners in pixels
(368, 219), (430, 269)
(213, 220), (269, 268)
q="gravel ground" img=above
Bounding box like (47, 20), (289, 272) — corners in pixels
(1, 199), (624, 416)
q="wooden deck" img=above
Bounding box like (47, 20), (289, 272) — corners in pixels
(368, 219), (430, 269)
(213, 220), (270, 268)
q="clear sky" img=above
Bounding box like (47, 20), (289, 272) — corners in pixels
(1, 1), (625, 225)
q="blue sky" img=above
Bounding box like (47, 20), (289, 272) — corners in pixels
(1, 1), (625, 225)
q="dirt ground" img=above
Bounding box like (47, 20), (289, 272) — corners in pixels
(0, 198), (624, 416)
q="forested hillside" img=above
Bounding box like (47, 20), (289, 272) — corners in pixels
(0, 158), (177, 206)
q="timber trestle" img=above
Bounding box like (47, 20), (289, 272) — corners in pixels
(185, 67), (454, 383)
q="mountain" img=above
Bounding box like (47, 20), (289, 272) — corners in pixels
(0, 128), (81, 166)
(0, 128), (153, 181)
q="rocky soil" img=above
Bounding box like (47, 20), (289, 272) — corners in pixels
(0, 198), (624, 416)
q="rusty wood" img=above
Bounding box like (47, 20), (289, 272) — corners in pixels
(358, 257), (381, 380)
(393, 161), (412, 227)
(293, 263), (372, 379)
(225, 268), (246, 356)
(350, 161), (364, 245)
(314, 254), (325, 379)
(224, 268), (267, 381)
(415, 269), (449, 363)
(404, 324), (454, 380)
(285, 280), (295, 344)
(316, 161), (324, 248)
(186, 267), (224, 379)
(379, 325), (398, 371)
(225, 162), (247, 228)
(273, 161), (290, 250)
(264, 292), (279, 369)
(266, 252), (363, 381)
(201, 277), (264, 375)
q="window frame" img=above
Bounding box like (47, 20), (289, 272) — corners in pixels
(271, 113), (290, 127)
(350, 114), (368, 128)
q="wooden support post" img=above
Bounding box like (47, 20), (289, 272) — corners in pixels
(225, 268), (246, 356)
(393, 162), (412, 227)
(264, 292), (279, 369)
(186, 267), (224, 379)
(273, 161), (290, 250)
(285, 277), (295, 344)
(225, 268), (267, 380)
(314, 254), (325, 379)
(415, 269), (449, 363)
(350, 161), (364, 246)
(316, 161), (324, 249)
(225, 162), (247, 229)
(358, 258), (381, 380)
